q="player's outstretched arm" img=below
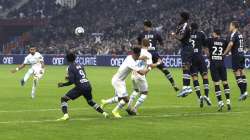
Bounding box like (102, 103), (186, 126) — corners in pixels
(149, 58), (162, 68)
(58, 81), (73, 88)
(11, 64), (26, 73)
(223, 41), (233, 55)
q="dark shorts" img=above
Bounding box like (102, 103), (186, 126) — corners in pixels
(65, 82), (92, 101)
(232, 56), (245, 71)
(190, 54), (208, 75)
(210, 61), (227, 82)
(181, 46), (194, 66)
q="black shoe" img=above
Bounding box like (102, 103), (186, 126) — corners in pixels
(126, 108), (136, 116)
(217, 101), (224, 112)
(173, 85), (180, 92)
(20, 79), (25, 86)
(227, 104), (231, 111)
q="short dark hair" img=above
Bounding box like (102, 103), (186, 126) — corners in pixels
(213, 28), (221, 36)
(180, 12), (190, 21)
(191, 23), (199, 30)
(132, 47), (141, 55)
(66, 52), (76, 62)
(144, 20), (152, 27)
(231, 21), (240, 29)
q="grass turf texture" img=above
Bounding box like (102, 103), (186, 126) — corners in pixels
(0, 65), (250, 140)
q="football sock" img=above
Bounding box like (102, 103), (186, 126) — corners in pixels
(87, 100), (104, 114)
(193, 80), (201, 98)
(161, 67), (175, 86)
(31, 79), (38, 98)
(134, 94), (147, 111)
(183, 69), (191, 86)
(223, 84), (230, 100)
(203, 79), (209, 97)
(127, 91), (138, 109)
(113, 99), (126, 112)
(236, 76), (244, 94)
(105, 96), (119, 104)
(61, 101), (68, 114)
(215, 85), (222, 102)
(241, 75), (247, 93)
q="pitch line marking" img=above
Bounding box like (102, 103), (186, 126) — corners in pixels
(0, 111), (250, 124)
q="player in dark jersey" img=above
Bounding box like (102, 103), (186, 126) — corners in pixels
(57, 52), (109, 121)
(223, 21), (248, 101)
(189, 23), (211, 107)
(171, 12), (193, 97)
(205, 29), (231, 111)
(137, 20), (179, 91)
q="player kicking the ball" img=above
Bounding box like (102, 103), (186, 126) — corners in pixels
(101, 47), (150, 118)
(57, 52), (108, 121)
(11, 47), (45, 99)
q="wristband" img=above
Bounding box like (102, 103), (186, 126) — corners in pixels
(156, 62), (161, 65)
(16, 68), (19, 71)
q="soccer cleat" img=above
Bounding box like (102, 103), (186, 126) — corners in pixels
(226, 99), (231, 111)
(56, 114), (69, 121)
(239, 92), (248, 101)
(102, 112), (109, 118)
(20, 79), (25, 86)
(177, 87), (192, 97)
(199, 96), (204, 108)
(203, 96), (212, 106)
(217, 101), (224, 112)
(173, 85), (180, 92)
(100, 99), (107, 109)
(126, 108), (136, 116)
(112, 110), (122, 118)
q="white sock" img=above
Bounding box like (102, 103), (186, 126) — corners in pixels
(127, 91), (139, 109)
(134, 94), (147, 111)
(31, 79), (38, 98)
(105, 96), (118, 104)
(113, 99), (126, 112)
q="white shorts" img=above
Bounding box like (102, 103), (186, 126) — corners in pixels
(131, 73), (148, 92)
(111, 76), (128, 98)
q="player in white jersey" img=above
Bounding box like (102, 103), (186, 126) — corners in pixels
(101, 47), (150, 118)
(126, 39), (162, 115)
(11, 47), (45, 98)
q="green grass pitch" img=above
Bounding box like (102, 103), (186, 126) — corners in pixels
(0, 65), (250, 140)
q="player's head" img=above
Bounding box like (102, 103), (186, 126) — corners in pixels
(212, 28), (221, 38)
(180, 12), (190, 22)
(132, 47), (141, 60)
(190, 23), (199, 31)
(229, 21), (240, 32)
(29, 47), (36, 55)
(66, 52), (76, 63)
(142, 38), (150, 48)
(144, 20), (152, 31)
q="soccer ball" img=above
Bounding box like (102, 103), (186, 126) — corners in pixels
(74, 26), (85, 36)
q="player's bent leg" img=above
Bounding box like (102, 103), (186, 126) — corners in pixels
(21, 68), (33, 86)
(57, 96), (70, 121)
(127, 89), (139, 110)
(223, 81), (231, 111)
(214, 82), (224, 112)
(234, 70), (248, 101)
(240, 69), (248, 100)
(133, 91), (148, 114)
(192, 75), (203, 108)
(202, 73), (211, 106)
(178, 64), (192, 97)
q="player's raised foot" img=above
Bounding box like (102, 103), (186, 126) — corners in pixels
(199, 96), (204, 108)
(102, 112), (109, 118)
(203, 96), (212, 106)
(57, 114), (69, 121)
(177, 86), (192, 97)
(100, 99), (107, 109)
(217, 101), (224, 112)
(126, 108), (136, 116)
(226, 99), (231, 111)
(239, 92), (248, 101)
(20, 79), (25, 86)
(112, 110), (122, 118)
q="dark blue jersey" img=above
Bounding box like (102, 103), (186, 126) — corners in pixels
(67, 63), (89, 87)
(190, 31), (206, 54)
(229, 31), (244, 57)
(176, 22), (191, 46)
(206, 37), (228, 62)
(137, 30), (163, 52)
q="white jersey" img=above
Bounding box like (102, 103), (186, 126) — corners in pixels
(113, 55), (139, 81)
(23, 52), (44, 68)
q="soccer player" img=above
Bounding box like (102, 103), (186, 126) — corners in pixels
(189, 23), (211, 107)
(11, 47), (45, 99)
(223, 21), (248, 101)
(57, 52), (109, 121)
(101, 47), (150, 118)
(205, 29), (231, 111)
(137, 20), (179, 91)
(126, 39), (162, 115)
(171, 12), (193, 97)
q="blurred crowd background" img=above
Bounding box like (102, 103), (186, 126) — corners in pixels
(1, 0), (250, 55)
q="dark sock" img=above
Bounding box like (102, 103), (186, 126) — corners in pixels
(193, 80), (201, 99)
(215, 85), (222, 102)
(162, 68), (175, 86)
(223, 84), (230, 100)
(183, 69), (191, 86)
(241, 75), (247, 93)
(88, 100), (104, 114)
(203, 79), (209, 97)
(61, 102), (68, 114)
(236, 76), (244, 94)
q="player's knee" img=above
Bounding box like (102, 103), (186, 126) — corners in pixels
(141, 91), (148, 95)
(61, 96), (69, 102)
(119, 97), (129, 103)
(222, 81), (228, 85)
(202, 73), (208, 79)
(192, 74), (198, 80)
